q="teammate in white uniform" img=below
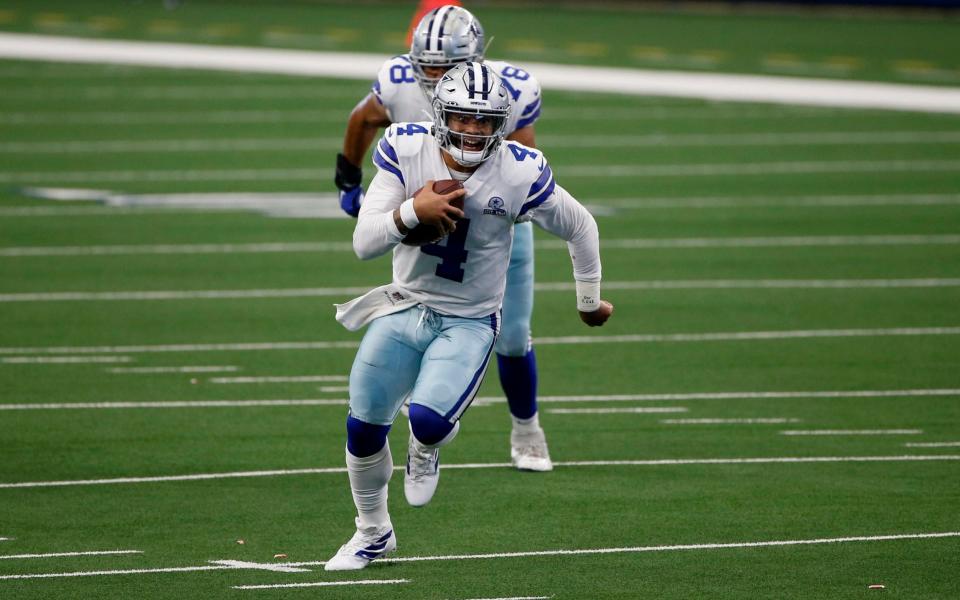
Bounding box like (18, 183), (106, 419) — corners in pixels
(325, 63), (613, 571)
(335, 5), (551, 471)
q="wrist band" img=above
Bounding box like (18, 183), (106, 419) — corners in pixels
(575, 280), (600, 312)
(399, 198), (420, 229)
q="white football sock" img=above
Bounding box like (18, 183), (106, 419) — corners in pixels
(346, 443), (393, 529)
(511, 412), (540, 434)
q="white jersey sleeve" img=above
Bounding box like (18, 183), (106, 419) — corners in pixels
(496, 141), (601, 283)
(530, 184), (601, 284)
(486, 60), (542, 133)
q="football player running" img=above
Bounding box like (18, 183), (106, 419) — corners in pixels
(335, 5), (553, 471)
(325, 63), (613, 571)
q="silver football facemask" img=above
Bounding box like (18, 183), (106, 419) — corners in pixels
(432, 62), (511, 167)
(410, 5), (484, 100)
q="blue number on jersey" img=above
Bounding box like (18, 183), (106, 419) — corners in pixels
(389, 64), (416, 84)
(396, 123), (429, 136)
(500, 66), (530, 81)
(421, 219), (471, 283)
(508, 143), (538, 162)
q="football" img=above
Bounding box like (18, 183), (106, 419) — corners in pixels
(401, 179), (465, 246)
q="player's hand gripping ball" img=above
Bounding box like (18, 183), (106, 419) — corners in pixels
(402, 179), (466, 246)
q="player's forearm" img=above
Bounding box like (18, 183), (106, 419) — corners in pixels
(342, 112), (382, 168)
(533, 185), (601, 283)
(352, 172), (408, 259)
(353, 209), (404, 259)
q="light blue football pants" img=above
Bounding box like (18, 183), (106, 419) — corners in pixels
(348, 305), (500, 426)
(495, 221), (534, 357)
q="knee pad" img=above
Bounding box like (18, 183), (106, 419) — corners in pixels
(346, 414), (391, 458)
(409, 403), (460, 448)
(495, 327), (532, 357)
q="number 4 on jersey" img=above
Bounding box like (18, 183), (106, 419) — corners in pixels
(508, 144), (538, 162)
(421, 219), (471, 283)
(396, 123), (429, 136)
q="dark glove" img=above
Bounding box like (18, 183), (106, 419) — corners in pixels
(335, 153), (364, 217)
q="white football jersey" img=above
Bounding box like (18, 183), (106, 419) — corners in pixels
(372, 56), (542, 134)
(354, 122), (600, 319)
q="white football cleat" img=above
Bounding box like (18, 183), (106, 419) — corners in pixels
(404, 433), (440, 507)
(511, 426), (554, 472)
(324, 519), (396, 571)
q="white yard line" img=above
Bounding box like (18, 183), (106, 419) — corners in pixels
(3, 194), (960, 219)
(2, 455), (958, 489)
(532, 327), (960, 346)
(1, 329), (958, 357)
(0, 138), (341, 154)
(456, 597), (551, 600)
(539, 131), (960, 147)
(337, 532), (960, 566)
(0, 565), (232, 580)
(0, 340), (358, 355)
(0, 550), (141, 560)
(4, 85), (358, 100)
(4, 235), (959, 258)
(3, 131), (958, 154)
(540, 235), (960, 250)
(561, 160), (960, 177)
(2, 356), (132, 364)
(0, 538), (13, 542)
(108, 366), (239, 374)
(0, 110), (346, 125)
(593, 193), (960, 209)
(2, 33), (959, 113)
(208, 375), (346, 384)
(6, 532), (958, 582)
(904, 442), (960, 448)
(233, 579), (410, 590)
(7, 531), (957, 583)
(2, 160), (959, 185)
(0, 399), (349, 411)
(0, 107), (856, 126)
(489, 389), (960, 404)
(0, 207), (208, 217)
(3, 388), (957, 412)
(781, 429), (923, 436)
(546, 407), (688, 414)
(4, 278), (960, 303)
(662, 418), (801, 424)
(209, 560), (308, 574)
(0, 242), (352, 257)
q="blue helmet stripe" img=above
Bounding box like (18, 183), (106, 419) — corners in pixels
(435, 8), (453, 51)
(423, 9), (439, 51)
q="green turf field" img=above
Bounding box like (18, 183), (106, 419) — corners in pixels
(1, 2), (960, 599)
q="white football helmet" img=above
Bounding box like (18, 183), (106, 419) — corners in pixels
(432, 62), (511, 167)
(410, 5), (485, 99)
